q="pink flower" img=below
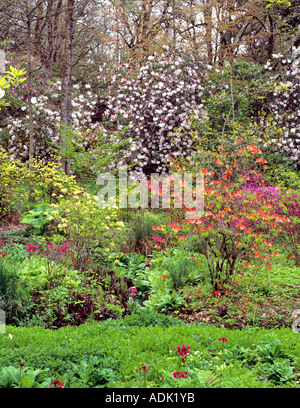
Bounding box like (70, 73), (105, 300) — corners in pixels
(86, 259), (92, 264)
(145, 260), (152, 265)
(48, 244), (55, 249)
(218, 337), (228, 343)
(130, 288), (137, 297)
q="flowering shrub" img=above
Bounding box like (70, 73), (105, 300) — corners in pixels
(97, 46), (209, 174)
(50, 192), (125, 270)
(151, 142), (291, 293)
(261, 49), (300, 167)
(25, 157), (83, 204)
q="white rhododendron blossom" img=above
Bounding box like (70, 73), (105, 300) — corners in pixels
(97, 47), (209, 175)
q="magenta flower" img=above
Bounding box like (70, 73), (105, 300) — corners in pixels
(49, 380), (64, 388)
(218, 337), (228, 343)
(174, 344), (191, 356)
(173, 371), (189, 379)
(139, 365), (150, 372)
(25, 244), (40, 253)
(145, 260), (152, 265)
(48, 244), (55, 249)
(86, 259), (92, 264)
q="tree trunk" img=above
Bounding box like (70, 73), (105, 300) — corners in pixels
(203, 0), (213, 65)
(27, 18), (35, 203)
(60, 0), (75, 175)
(45, 0), (54, 80)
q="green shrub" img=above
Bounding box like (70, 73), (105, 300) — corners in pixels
(257, 339), (293, 364)
(261, 359), (298, 385)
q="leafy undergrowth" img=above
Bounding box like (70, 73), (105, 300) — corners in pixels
(0, 319), (299, 388)
(172, 261), (300, 330)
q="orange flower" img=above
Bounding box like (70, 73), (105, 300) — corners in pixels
(162, 274), (168, 279)
(172, 226), (183, 231)
(205, 211), (213, 216)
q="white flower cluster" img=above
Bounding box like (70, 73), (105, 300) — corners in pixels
(3, 70), (99, 161)
(98, 48), (208, 175)
(267, 50), (300, 166)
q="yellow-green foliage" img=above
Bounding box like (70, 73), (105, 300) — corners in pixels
(28, 157), (84, 204)
(0, 152), (86, 218)
(0, 65), (26, 110)
(0, 147), (27, 215)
